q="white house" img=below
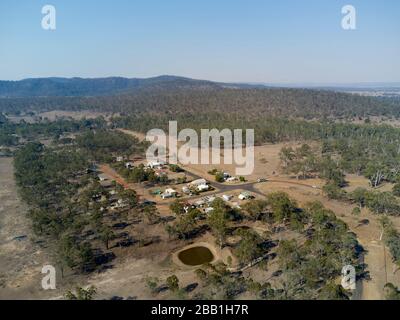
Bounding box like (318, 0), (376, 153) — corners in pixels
(226, 177), (238, 182)
(148, 160), (166, 169)
(197, 184), (210, 192)
(189, 179), (207, 187)
(116, 156), (124, 162)
(161, 188), (177, 199)
(222, 195), (233, 201)
(98, 173), (109, 181)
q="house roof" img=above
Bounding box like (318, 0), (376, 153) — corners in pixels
(190, 179), (207, 186)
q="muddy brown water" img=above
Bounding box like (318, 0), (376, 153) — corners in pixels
(177, 246), (214, 266)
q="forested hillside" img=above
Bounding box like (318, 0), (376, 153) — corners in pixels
(1, 77), (400, 120)
(0, 76), (221, 97)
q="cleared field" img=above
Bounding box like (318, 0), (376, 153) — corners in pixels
(7, 110), (113, 124)
(37, 110), (114, 121)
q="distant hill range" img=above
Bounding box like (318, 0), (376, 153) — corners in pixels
(1, 75), (399, 98)
(0, 75), (263, 98)
(1, 75), (400, 120)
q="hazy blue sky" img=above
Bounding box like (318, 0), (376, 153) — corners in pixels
(0, 0), (399, 83)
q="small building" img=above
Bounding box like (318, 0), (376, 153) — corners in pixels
(238, 192), (252, 200)
(222, 195), (233, 201)
(189, 179), (207, 187)
(98, 173), (109, 182)
(148, 160), (166, 169)
(226, 177), (238, 182)
(116, 156), (124, 162)
(161, 193), (173, 199)
(165, 188), (177, 194)
(197, 184), (210, 192)
(204, 207), (214, 214)
(161, 188), (177, 199)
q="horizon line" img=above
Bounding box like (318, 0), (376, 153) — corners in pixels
(1, 75), (400, 88)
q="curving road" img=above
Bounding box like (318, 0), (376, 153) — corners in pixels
(182, 166), (321, 199)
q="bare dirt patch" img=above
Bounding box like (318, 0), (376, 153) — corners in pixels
(38, 110), (115, 121)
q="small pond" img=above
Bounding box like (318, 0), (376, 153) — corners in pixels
(177, 246), (214, 266)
